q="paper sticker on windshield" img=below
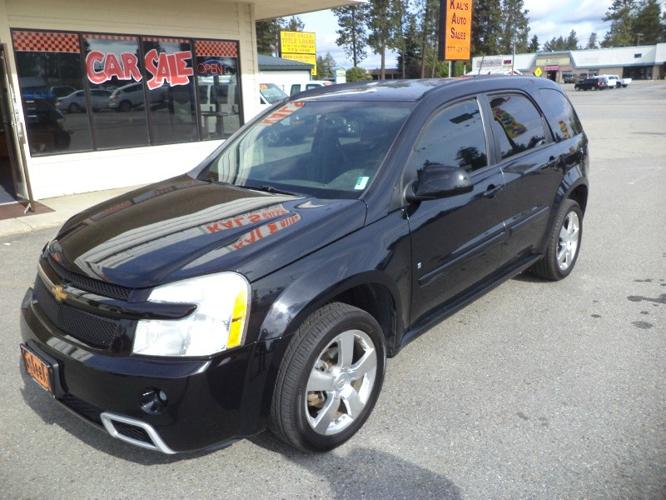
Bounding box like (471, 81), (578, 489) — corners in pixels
(354, 176), (369, 190)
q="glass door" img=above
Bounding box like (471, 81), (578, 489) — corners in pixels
(0, 43), (34, 208)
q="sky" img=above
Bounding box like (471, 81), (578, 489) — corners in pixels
(296, 0), (646, 69)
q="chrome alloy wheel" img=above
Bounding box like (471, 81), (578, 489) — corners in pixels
(557, 211), (580, 271)
(304, 329), (377, 436)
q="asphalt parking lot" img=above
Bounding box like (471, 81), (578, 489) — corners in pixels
(1, 81), (664, 499)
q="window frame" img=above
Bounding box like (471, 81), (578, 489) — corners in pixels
(404, 95), (495, 181)
(481, 90), (554, 165)
(11, 27), (244, 156)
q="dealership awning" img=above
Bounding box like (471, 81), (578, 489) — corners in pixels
(252, 0), (364, 20)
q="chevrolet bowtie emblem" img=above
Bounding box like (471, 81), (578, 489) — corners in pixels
(51, 285), (67, 303)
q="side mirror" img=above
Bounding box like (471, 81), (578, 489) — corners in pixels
(406, 163), (473, 202)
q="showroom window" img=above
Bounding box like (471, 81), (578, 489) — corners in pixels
(142, 37), (198, 144)
(194, 39), (241, 140)
(12, 30), (242, 156)
(83, 33), (150, 149)
(13, 30), (93, 155)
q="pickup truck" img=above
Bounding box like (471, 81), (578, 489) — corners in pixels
(619, 77), (632, 88)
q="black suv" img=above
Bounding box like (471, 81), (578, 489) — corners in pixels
(574, 77), (606, 91)
(20, 77), (589, 454)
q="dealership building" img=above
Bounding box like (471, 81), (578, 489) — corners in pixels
(0, 0), (354, 207)
(471, 43), (666, 82)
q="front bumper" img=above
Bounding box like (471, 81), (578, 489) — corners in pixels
(20, 289), (283, 453)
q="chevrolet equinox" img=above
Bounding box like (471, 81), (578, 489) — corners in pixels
(20, 77), (589, 454)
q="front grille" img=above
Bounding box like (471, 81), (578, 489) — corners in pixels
(60, 393), (102, 424)
(46, 257), (132, 300)
(34, 277), (123, 349)
(113, 422), (152, 444)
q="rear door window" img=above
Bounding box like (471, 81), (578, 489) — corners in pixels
(489, 93), (547, 160)
(538, 89), (582, 141)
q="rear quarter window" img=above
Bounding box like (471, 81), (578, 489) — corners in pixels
(539, 89), (583, 141)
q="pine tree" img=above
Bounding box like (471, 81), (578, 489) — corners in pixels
(333, 5), (369, 67)
(388, 0), (410, 78)
(397, 14), (422, 78)
(316, 52), (336, 79)
(634, 0), (663, 44)
(602, 0), (637, 47)
(256, 20), (282, 55)
(528, 35), (539, 52)
(499, 0), (530, 53)
(586, 32), (598, 49)
(472, 0), (503, 56)
(256, 17), (304, 56)
(565, 29), (580, 50)
(367, 0), (395, 79)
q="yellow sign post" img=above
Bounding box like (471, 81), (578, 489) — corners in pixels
(440, 0), (473, 61)
(534, 67), (543, 77)
(279, 31), (317, 76)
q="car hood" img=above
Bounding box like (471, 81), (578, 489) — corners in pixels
(48, 175), (367, 289)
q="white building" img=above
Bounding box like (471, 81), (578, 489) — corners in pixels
(0, 0), (357, 207)
(471, 43), (666, 83)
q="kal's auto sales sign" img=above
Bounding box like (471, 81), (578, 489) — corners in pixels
(86, 49), (193, 90)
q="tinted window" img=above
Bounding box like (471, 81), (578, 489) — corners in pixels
(411, 99), (487, 173)
(489, 93), (547, 159)
(83, 34), (150, 149)
(290, 84), (301, 95)
(539, 89), (582, 141)
(13, 30), (93, 155)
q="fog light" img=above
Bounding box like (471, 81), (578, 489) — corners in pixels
(139, 388), (167, 415)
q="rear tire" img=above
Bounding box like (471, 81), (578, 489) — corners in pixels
(529, 199), (583, 281)
(270, 302), (386, 452)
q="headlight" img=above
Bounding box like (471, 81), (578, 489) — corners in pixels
(133, 272), (250, 357)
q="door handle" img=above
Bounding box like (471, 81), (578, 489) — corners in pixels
(483, 184), (502, 198)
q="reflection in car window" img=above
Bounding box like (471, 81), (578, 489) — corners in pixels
(260, 83), (288, 104)
(538, 89), (582, 141)
(490, 94), (546, 159)
(411, 99), (487, 173)
(204, 101), (413, 199)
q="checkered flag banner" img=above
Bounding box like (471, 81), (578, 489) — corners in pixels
(195, 40), (238, 58)
(12, 30), (80, 53)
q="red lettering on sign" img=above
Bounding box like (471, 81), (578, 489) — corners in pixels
(121, 52), (142, 81)
(86, 51), (106, 84)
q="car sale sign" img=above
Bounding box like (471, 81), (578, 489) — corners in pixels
(86, 50), (194, 89)
(440, 0), (473, 61)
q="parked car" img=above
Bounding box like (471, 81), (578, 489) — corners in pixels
(574, 77), (607, 90)
(259, 82), (288, 106)
(108, 83), (166, 111)
(19, 77), (589, 455)
(601, 75), (621, 88)
(562, 72), (576, 84)
(289, 80), (332, 96)
(57, 89), (111, 113)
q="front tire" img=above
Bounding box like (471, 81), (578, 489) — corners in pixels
(270, 302), (386, 452)
(529, 199), (583, 281)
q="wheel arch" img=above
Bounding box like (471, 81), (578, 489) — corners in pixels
(568, 183), (588, 213)
(258, 271), (405, 357)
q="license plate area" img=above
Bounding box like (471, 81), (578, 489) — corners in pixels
(21, 344), (54, 395)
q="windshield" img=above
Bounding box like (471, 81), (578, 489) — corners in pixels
(260, 84), (288, 104)
(201, 100), (413, 198)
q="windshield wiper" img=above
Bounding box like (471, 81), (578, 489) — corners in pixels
(244, 184), (301, 196)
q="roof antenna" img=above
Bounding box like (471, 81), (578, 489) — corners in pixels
(477, 55), (485, 76)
